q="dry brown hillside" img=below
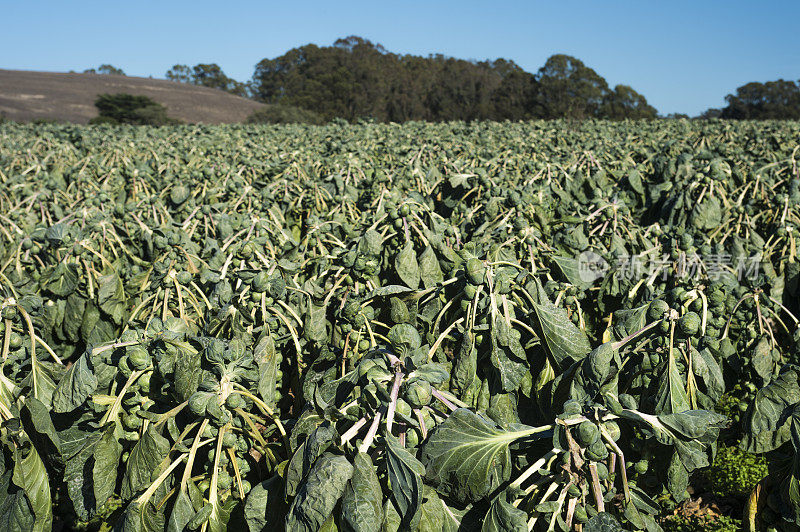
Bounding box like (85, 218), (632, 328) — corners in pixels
(0, 69), (265, 124)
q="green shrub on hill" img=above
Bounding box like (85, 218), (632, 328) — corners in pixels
(91, 93), (179, 125)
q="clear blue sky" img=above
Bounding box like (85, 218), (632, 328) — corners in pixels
(2, 1), (798, 116)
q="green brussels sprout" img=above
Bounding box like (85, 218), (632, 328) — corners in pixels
(587, 439), (609, 461)
(127, 345), (151, 370)
(678, 311), (701, 336)
(3, 305), (18, 321)
(635, 460), (649, 474)
(395, 398), (412, 418)
(648, 299), (669, 321)
(138, 372), (152, 394)
(463, 284), (477, 300)
(222, 432), (237, 448)
(252, 271), (269, 293)
(118, 355), (133, 378)
(577, 421), (600, 446)
(567, 484), (582, 498)
(388, 323), (421, 354)
(406, 429), (419, 448)
(8, 332), (23, 349)
(404, 379), (433, 409)
(465, 258), (486, 286)
(122, 413), (143, 430)
(595, 462), (609, 480)
(217, 474), (232, 491)
(603, 421), (621, 441)
(226, 393), (245, 410)
(563, 399), (582, 416)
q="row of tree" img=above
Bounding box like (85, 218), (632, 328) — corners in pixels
(165, 64), (249, 97)
(249, 36), (657, 122)
(703, 79), (800, 120)
(83, 38), (800, 122)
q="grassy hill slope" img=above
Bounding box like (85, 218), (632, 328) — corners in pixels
(0, 69), (264, 124)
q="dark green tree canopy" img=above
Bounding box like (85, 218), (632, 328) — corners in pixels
(165, 64), (192, 84)
(251, 37), (657, 122)
(534, 54), (609, 119)
(718, 79), (800, 119)
(601, 84), (659, 120)
(165, 63), (249, 97)
(84, 64), (126, 76)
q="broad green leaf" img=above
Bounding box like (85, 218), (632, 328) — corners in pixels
(12, 446), (52, 532)
(121, 426), (170, 500)
(303, 301), (328, 343)
(395, 242), (420, 289)
(44, 262), (78, 297)
(550, 255), (593, 289)
(612, 304), (648, 340)
(362, 285), (416, 299)
(116, 499), (166, 532)
(285, 453), (353, 532)
(341, 452), (383, 532)
(173, 342), (201, 402)
(385, 434), (425, 529)
(285, 424), (336, 498)
(21, 357), (59, 409)
(450, 333), (477, 395)
(666, 452), (689, 501)
(482, 491), (527, 532)
(750, 337), (774, 383)
(97, 273), (126, 324)
(690, 196), (722, 230)
(166, 491), (194, 532)
(490, 332), (527, 392)
(741, 367), (800, 453)
(0, 489), (35, 530)
(530, 299), (591, 368)
(20, 397), (62, 475)
(418, 246), (444, 288)
(93, 425), (122, 508)
(255, 333), (280, 409)
(654, 348), (690, 415)
(53, 350), (97, 413)
(418, 487), (446, 532)
(63, 429), (104, 520)
(244, 476), (285, 532)
(420, 408), (546, 504)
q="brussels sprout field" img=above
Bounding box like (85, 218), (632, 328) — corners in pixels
(0, 120), (799, 531)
